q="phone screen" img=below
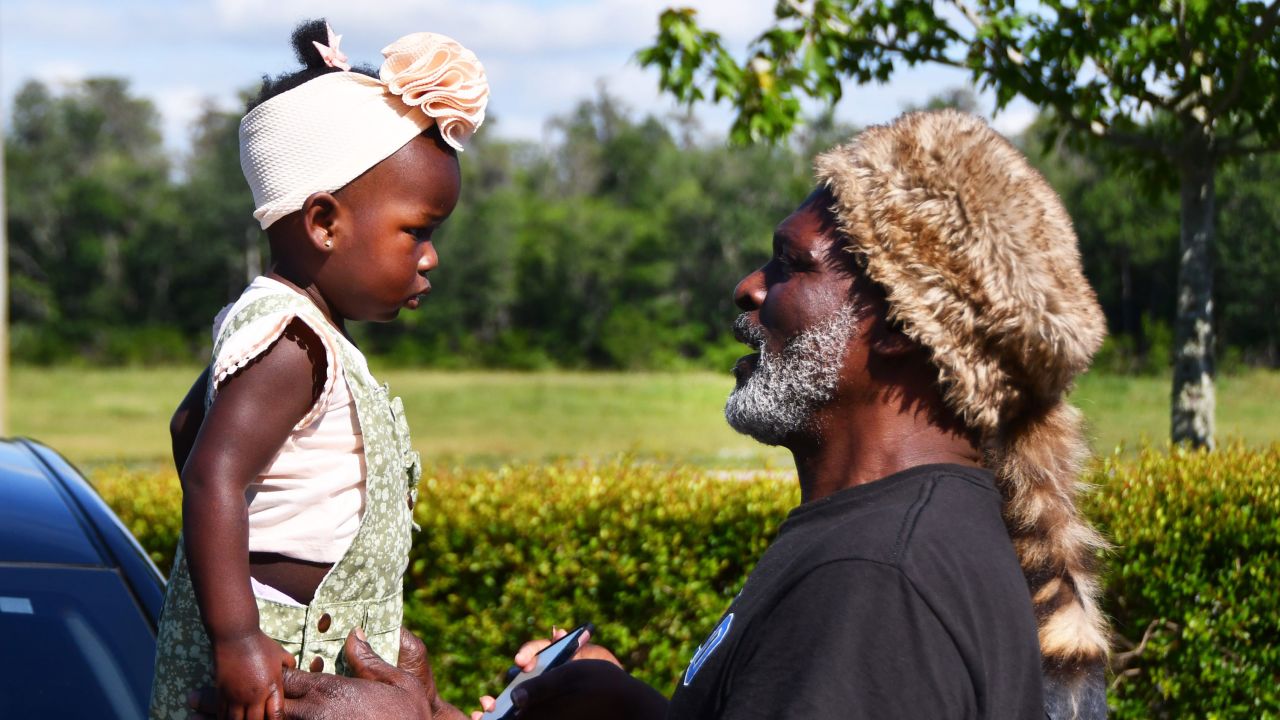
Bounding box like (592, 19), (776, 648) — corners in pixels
(480, 624), (590, 720)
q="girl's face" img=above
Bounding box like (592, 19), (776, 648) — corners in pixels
(320, 132), (461, 323)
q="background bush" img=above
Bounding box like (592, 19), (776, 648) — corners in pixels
(1085, 444), (1280, 718)
(93, 448), (1280, 716)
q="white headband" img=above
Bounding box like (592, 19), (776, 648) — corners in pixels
(240, 30), (488, 229)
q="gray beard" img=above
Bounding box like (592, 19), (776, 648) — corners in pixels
(724, 304), (857, 446)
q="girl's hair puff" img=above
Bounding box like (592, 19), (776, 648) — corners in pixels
(247, 19), (377, 111)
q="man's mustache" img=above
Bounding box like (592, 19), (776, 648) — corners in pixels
(733, 314), (765, 349)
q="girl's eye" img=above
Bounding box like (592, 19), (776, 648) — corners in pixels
(409, 227), (433, 241)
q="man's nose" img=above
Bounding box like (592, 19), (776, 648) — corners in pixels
(734, 268), (766, 311)
(418, 242), (439, 273)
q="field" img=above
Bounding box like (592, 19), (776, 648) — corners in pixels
(9, 365), (1280, 469)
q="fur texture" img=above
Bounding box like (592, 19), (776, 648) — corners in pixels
(814, 110), (1110, 706)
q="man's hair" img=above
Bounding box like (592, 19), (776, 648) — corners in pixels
(816, 110), (1108, 715)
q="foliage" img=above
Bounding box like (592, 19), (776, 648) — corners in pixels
(1086, 444), (1280, 718)
(639, 1), (1280, 156)
(5, 74), (1279, 373)
(93, 449), (1280, 716)
(639, 1), (1280, 446)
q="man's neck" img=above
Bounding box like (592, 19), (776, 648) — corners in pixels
(789, 393), (982, 504)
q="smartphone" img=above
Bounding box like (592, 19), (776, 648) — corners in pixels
(480, 623), (592, 720)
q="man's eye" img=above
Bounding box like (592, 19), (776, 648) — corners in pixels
(775, 254), (801, 271)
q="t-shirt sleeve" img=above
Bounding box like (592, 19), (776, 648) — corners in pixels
(717, 559), (976, 720)
(209, 309), (337, 432)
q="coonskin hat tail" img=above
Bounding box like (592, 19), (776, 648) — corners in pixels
(996, 402), (1109, 717)
(814, 110), (1110, 718)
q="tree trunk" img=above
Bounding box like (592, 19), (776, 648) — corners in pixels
(1171, 141), (1216, 448)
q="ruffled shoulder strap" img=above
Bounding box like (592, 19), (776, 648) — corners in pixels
(207, 289), (341, 431)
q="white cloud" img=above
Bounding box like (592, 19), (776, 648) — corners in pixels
(210, 0), (774, 55)
(31, 61), (87, 88)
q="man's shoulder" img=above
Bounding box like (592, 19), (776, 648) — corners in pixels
(792, 463), (1003, 569)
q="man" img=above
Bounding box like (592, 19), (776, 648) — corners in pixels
(194, 110), (1109, 719)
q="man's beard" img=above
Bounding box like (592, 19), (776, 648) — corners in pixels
(724, 304), (857, 446)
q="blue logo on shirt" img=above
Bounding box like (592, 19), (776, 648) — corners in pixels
(682, 613), (734, 686)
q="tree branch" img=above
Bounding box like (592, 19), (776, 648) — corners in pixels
(1174, 0), (1195, 72)
(1220, 135), (1280, 157)
(854, 34), (968, 71)
(1211, 0), (1280, 119)
(1093, 56), (1174, 113)
(1111, 618), (1175, 670)
(1059, 110), (1173, 157)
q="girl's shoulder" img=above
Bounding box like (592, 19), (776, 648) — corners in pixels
(207, 277), (347, 430)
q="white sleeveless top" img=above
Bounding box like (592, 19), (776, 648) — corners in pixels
(210, 276), (368, 564)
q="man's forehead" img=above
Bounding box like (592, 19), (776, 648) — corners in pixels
(775, 189), (842, 247)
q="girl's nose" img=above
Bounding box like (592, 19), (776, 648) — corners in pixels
(418, 242), (439, 273)
(734, 268), (766, 311)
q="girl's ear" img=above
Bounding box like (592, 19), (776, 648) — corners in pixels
(301, 192), (341, 253)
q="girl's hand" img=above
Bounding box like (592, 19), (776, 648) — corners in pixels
(213, 631), (297, 720)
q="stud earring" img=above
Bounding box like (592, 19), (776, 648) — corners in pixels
(324, 239), (333, 248)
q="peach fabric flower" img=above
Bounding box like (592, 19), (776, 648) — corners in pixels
(380, 32), (489, 152)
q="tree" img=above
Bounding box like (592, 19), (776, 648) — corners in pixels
(5, 78), (178, 361)
(639, 0), (1280, 448)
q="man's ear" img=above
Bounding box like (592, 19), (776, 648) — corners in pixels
(301, 192), (342, 253)
(866, 304), (918, 358)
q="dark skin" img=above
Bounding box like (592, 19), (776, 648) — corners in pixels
(730, 186), (982, 503)
(252, 187), (984, 719)
(189, 628), (468, 720)
(177, 130), (460, 720)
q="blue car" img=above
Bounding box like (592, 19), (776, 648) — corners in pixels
(0, 438), (164, 718)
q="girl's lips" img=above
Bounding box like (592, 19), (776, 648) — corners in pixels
(404, 281), (432, 309)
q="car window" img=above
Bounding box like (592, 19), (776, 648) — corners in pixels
(0, 567), (156, 719)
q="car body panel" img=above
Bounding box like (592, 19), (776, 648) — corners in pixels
(0, 441), (103, 566)
(0, 438), (166, 718)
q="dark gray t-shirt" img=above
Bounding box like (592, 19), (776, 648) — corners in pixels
(666, 463), (1045, 720)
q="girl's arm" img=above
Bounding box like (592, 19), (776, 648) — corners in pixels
(181, 318), (324, 719)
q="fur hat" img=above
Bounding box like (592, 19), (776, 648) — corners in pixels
(816, 110), (1109, 715)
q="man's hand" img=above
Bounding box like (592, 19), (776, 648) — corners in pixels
(511, 628), (621, 673)
(191, 628), (468, 720)
(468, 625), (632, 712)
(478, 660), (669, 720)
(212, 631), (296, 720)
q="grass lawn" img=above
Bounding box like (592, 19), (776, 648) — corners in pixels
(9, 365), (1280, 469)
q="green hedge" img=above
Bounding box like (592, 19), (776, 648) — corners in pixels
(1085, 445), (1280, 719)
(94, 448), (1280, 717)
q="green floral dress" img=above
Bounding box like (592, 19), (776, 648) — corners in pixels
(148, 287), (421, 720)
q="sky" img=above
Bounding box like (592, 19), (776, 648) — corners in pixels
(0, 0), (1038, 157)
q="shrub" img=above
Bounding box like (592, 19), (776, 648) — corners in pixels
(1086, 444), (1280, 719)
(93, 460), (795, 708)
(92, 447), (1280, 716)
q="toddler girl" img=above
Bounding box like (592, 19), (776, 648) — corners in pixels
(149, 19), (488, 720)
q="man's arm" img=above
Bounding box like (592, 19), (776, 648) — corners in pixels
(170, 366), (210, 475)
(718, 560), (974, 720)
